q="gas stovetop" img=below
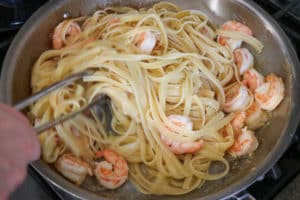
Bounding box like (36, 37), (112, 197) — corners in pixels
(1, 1), (300, 200)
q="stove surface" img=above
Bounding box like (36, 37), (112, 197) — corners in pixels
(267, 0), (300, 22)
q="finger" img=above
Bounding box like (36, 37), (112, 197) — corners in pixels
(0, 192), (9, 200)
(0, 120), (40, 162)
(0, 160), (27, 199)
(0, 103), (41, 161)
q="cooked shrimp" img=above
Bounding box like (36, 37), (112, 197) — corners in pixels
(199, 26), (215, 40)
(52, 20), (81, 49)
(166, 115), (193, 130)
(233, 48), (254, 74)
(161, 115), (204, 155)
(55, 154), (93, 185)
(242, 68), (264, 93)
(231, 111), (246, 131)
(218, 20), (253, 51)
(228, 127), (258, 157)
(109, 18), (120, 25)
(255, 73), (284, 111)
(223, 112), (246, 138)
(82, 18), (94, 30)
(95, 149), (128, 189)
(162, 136), (204, 155)
(245, 102), (268, 130)
(224, 84), (252, 113)
(134, 31), (157, 53)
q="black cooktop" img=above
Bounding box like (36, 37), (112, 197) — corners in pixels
(1, 0), (300, 200)
(264, 0), (300, 23)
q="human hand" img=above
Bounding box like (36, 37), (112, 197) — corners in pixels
(0, 103), (40, 200)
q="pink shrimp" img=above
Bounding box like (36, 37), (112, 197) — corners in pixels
(222, 112), (246, 138)
(161, 115), (204, 155)
(134, 31), (157, 54)
(234, 48), (254, 75)
(223, 112), (259, 157)
(55, 154), (93, 185)
(218, 20), (253, 51)
(231, 111), (246, 131)
(228, 127), (258, 157)
(94, 149), (128, 189)
(199, 26), (215, 40)
(52, 20), (81, 49)
(226, 111), (259, 157)
(109, 18), (120, 25)
(254, 73), (284, 111)
(245, 102), (268, 130)
(242, 68), (265, 93)
(224, 83), (252, 113)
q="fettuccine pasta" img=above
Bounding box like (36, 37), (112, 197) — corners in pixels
(30, 2), (284, 195)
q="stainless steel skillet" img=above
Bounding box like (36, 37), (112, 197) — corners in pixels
(1, 0), (300, 199)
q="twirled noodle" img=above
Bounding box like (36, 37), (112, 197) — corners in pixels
(30, 2), (263, 195)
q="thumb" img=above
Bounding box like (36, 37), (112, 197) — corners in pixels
(0, 102), (40, 161)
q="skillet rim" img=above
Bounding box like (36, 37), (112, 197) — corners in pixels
(1, 0), (300, 199)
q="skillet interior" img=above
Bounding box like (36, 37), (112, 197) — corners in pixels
(1, 0), (300, 199)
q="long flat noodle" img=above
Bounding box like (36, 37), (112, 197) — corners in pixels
(30, 1), (268, 196)
(217, 30), (264, 53)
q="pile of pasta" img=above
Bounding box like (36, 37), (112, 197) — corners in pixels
(30, 2), (284, 195)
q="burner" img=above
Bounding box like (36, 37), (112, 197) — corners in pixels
(268, 0), (300, 23)
(254, 0), (300, 57)
(0, 0), (47, 32)
(0, 0), (47, 61)
(247, 137), (300, 199)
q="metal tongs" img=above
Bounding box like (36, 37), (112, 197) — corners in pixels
(14, 70), (115, 135)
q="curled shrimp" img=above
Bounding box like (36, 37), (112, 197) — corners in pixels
(218, 20), (253, 51)
(233, 48), (254, 75)
(255, 73), (284, 111)
(52, 20), (81, 49)
(55, 154), (93, 185)
(95, 149), (128, 189)
(223, 112), (246, 138)
(161, 115), (204, 155)
(199, 26), (216, 40)
(109, 18), (120, 25)
(227, 110), (259, 157)
(134, 31), (157, 54)
(245, 102), (268, 130)
(242, 69), (264, 93)
(228, 127), (258, 157)
(231, 111), (246, 131)
(224, 83), (252, 113)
